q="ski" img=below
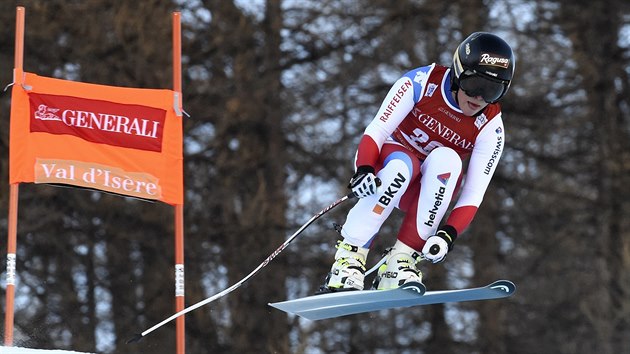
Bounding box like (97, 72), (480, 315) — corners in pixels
(269, 280), (515, 321)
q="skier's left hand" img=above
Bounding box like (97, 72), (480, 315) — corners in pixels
(422, 226), (457, 263)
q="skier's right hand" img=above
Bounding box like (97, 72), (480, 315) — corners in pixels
(348, 166), (381, 198)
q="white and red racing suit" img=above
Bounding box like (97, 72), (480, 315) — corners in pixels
(340, 64), (505, 251)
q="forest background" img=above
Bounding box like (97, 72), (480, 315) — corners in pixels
(0, 1), (629, 353)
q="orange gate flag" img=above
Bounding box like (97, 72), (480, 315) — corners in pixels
(10, 72), (183, 205)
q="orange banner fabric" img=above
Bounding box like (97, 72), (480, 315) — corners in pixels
(10, 72), (183, 205)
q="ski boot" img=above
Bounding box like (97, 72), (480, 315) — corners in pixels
(318, 240), (369, 293)
(372, 240), (423, 290)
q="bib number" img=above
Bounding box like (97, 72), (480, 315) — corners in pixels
(408, 128), (443, 155)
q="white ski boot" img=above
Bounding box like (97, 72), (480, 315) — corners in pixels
(320, 240), (369, 292)
(372, 240), (423, 290)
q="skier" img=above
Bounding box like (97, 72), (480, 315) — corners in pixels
(321, 32), (515, 292)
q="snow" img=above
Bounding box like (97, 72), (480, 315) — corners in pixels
(0, 347), (94, 354)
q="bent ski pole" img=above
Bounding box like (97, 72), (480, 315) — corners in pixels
(128, 192), (355, 343)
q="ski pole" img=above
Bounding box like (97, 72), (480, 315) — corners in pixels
(127, 192), (355, 343)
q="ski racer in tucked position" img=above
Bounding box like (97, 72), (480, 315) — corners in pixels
(320, 32), (515, 292)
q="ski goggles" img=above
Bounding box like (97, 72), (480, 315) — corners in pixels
(458, 73), (509, 104)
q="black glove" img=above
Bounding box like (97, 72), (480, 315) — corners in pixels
(348, 165), (381, 198)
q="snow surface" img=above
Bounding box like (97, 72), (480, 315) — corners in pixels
(0, 347), (94, 354)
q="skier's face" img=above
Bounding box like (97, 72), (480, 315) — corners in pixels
(457, 89), (489, 116)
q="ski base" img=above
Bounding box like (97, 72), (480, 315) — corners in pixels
(269, 280), (515, 321)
